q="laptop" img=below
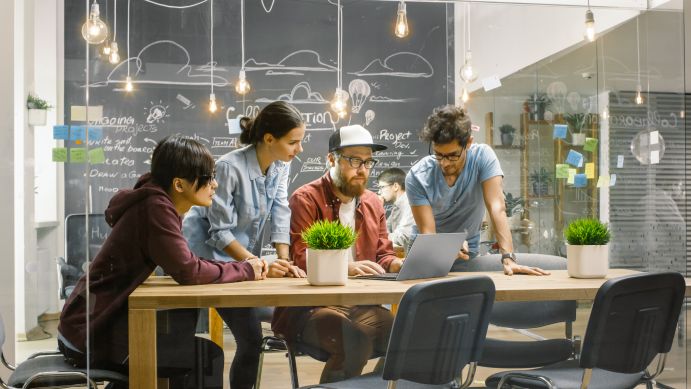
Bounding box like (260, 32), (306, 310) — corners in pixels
(355, 232), (467, 281)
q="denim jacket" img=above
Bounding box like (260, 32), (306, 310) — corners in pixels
(182, 145), (291, 261)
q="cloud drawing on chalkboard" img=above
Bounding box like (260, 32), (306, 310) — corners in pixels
(86, 40), (229, 88)
(244, 50), (336, 74)
(349, 52), (433, 78)
(256, 82), (328, 104)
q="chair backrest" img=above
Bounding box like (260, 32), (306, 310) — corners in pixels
(382, 275), (495, 385)
(580, 271), (685, 374)
(65, 213), (109, 268)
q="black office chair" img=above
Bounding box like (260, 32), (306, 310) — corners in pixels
(0, 313), (128, 389)
(487, 271), (686, 389)
(453, 254), (579, 369)
(298, 275), (496, 389)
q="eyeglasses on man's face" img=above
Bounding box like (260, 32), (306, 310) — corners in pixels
(429, 144), (465, 162)
(340, 155), (378, 169)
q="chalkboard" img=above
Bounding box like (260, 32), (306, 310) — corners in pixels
(60, 213), (110, 297)
(64, 0), (454, 214)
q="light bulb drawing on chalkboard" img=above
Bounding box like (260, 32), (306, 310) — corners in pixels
(348, 79), (371, 114)
(145, 101), (169, 124)
(349, 52), (433, 78)
(365, 110), (375, 126)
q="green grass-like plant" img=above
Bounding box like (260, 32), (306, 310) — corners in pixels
(301, 219), (357, 250)
(27, 93), (53, 110)
(564, 218), (611, 245)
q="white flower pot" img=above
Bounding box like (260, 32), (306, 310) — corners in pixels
(567, 244), (609, 278)
(28, 109), (47, 126)
(571, 133), (586, 146)
(306, 248), (349, 286)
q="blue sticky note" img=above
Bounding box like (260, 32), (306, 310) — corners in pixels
(553, 124), (567, 139)
(565, 150), (584, 167)
(88, 127), (103, 141)
(53, 125), (69, 140)
(574, 173), (587, 188)
(70, 125), (86, 141)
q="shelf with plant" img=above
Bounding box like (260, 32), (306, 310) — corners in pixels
(528, 167), (553, 197)
(26, 93), (53, 126)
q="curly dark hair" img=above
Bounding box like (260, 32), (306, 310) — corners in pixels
(420, 105), (472, 147)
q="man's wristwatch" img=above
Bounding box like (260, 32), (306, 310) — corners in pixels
(501, 252), (517, 265)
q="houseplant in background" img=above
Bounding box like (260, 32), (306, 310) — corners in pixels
(503, 191), (523, 230)
(564, 217), (610, 278)
(301, 219), (357, 286)
(26, 93), (53, 126)
(564, 112), (590, 146)
(529, 167), (552, 196)
(524, 93), (551, 121)
(498, 124), (517, 146)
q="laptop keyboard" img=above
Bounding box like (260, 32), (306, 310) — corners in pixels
(356, 272), (399, 280)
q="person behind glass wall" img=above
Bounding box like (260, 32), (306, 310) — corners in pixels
(182, 101), (306, 389)
(377, 168), (415, 254)
(58, 135), (267, 389)
(406, 104), (549, 276)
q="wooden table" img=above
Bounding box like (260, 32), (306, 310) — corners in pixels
(128, 269), (691, 389)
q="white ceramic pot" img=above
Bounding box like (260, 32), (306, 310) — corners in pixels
(306, 248), (348, 286)
(571, 133), (586, 146)
(567, 244), (609, 278)
(28, 109), (47, 126)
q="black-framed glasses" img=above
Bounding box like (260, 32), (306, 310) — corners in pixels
(377, 183), (392, 192)
(429, 144), (465, 162)
(340, 155), (378, 169)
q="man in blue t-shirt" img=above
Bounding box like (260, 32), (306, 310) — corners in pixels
(406, 105), (548, 276)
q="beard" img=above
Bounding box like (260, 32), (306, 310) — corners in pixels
(332, 165), (367, 198)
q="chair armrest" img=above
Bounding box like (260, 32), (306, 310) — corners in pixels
(1, 351), (15, 371)
(497, 372), (557, 388)
(26, 350), (62, 360)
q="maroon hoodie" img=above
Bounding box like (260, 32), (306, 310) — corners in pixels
(58, 173), (254, 361)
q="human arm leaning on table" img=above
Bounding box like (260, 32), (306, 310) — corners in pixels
(267, 163), (305, 278)
(147, 196), (259, 284)
(481, 176), (549, 277)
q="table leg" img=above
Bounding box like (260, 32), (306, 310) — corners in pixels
(129, 308), (157, 389)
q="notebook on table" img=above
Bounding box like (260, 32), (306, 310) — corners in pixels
(354, 232), (466, 281)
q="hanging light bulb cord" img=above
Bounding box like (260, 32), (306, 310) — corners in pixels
(636, 16), (641, 87)
(127, 0), (130, 77)
(210, 0), (214, 95)
(466, 1), (471, 53)
(112, 0), (117, 41)
(240, 0), (245, 71)
(337, 0), (342, 93)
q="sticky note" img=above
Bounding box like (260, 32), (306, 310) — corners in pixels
(650, 130), (659, 145)
(585, 163), (595, 179)
(53, 125), (69, 140)
(70, 105), (103, 121)
(574, 174), (587, 188)
(617, 155), (624, 168)
(88, 147), (106, 164)
(70, 148), (87, 163)
(650, 150), (660, 164)
(567, 169), (577, 184)
(556, 164), (569, 178)
(610, 174), (617, 186)
(597, 175), (609, 188)
(583, 137), (598, 152)
(639, 134), (648, 147)
(553, 124), (567, 139)
(88, 127), (103, 141)
(481, 75), (502, 92)
(70, 126), (86, 141)
(52, 147), (67, 162)
(566, 150), (584, 167)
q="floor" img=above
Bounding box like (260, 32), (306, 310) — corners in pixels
(12, 305), (688, 388)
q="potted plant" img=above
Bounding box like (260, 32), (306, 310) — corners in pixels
(26, 93), (53, 126)
(564, 113), (590, 146)
(529, 167), (552, 196)
(564, 218), (610, 278)
(301, 219), (357, 286)
(503, 191), (523, 230)
(524, 93), (551, 121)
(498, 124), (517, 146)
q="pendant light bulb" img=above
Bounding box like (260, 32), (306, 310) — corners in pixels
(209, 93), (218, 113)
(101, 40), (112, 56)
(602, 107), (609, 120)
(125, 76), (133, 92)
(81, 1), (109, 44)
(330, 88), (349, 118)
(461, 88), (469, 103)
(460, 51), (478, 83)
(584, 9), (595, 42)
(635, 86), (643, 105)
(235, 70), (251, 95)
(108, 41), (120, 64)
(394, 1), (409, 38)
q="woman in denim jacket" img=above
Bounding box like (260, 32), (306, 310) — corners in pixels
(183, 101), (306, 389)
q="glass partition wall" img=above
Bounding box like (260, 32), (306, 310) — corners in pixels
(50, 0), (688, 387)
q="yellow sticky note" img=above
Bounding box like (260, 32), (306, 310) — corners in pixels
(70, 105), (104, 122)
(52, 147), (67, 162)
(597, 175), (610, 188)
(585, 163), (595, 179)
(567, 169), (576, 184)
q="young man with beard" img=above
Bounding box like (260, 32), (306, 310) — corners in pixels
(272, 125), (403, 384)
(406, 105), (549, 276)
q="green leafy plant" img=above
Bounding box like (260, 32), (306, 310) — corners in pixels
(564, 218), (611, 245)
(26, 93), (53, 110)
(529, 167), (553, 185)
(301, 220), (357, 250)
(503, 191), (523, 217)
(564, 113), (591, 134)
(525, 93), (552, 110)
(499, 124), (516, 134)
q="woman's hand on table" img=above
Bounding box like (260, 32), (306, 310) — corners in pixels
(246, 257), (268, 280)
(267, 259), (306, 278)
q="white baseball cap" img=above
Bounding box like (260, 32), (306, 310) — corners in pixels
(329, 125), (387, 152)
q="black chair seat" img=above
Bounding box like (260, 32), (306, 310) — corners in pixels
(479, 338), (574, 368)
(302, 371), (457, 388)
(8, 355), (128, 388)
(485, 359), (643, 389)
